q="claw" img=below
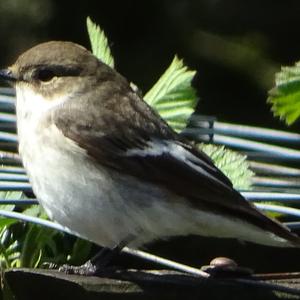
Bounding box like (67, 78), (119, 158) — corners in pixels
(58, 260), (97, 276)
(41, 262), (59, 270)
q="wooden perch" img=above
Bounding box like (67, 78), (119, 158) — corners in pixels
(2, 268), (300, 300)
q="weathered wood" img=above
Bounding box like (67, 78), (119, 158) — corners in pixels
(2, 268), (300, 300)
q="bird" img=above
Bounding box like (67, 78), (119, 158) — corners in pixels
(0, 41), (299, 274)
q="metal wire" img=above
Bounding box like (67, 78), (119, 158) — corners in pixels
(0, 131), (18, 143)
(0, 209), (73, 233)
(0, 87), (15, 96)
(249, 161), (300, 176)
(0, 173), (28, 182)
(213, 135), (300, 159)
(284, 222), (300, 230)
(0, 199), (38, 205)
(251, 176), (300, 188)
(0, 182), (32, 191)
(242, 192), (300, 202)
(255, 203), (300, 218)
(188, 117), (300, 144)
(214, 122), (300, 144)
(0, 166), (26, 174)
(122, 248), (210, 277)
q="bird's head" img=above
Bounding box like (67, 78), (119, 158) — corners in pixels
(0, 41), (106, 101)
(0, 41), (130, 124)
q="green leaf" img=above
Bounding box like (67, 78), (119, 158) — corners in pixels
(20, 223), (57, 268)
(268, 63), (300, 125)
(16, 205), (59, 268)
(0, 191), (24, 228)
(0, 191), (24, 200)
(0, 218), (17, 227)
(85, 20), (196, 132)
(86, 17), (114, 68)
(198, 144), (254, 190)
(144, 56), (197, 132)
(0, 208), (18, 268)
(67, 238), (92, 265)
(0, 225), (20, 268)
(23, 205), (43, 217)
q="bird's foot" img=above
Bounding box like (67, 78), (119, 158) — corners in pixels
(58, 260), (98, 276)
(42, 260), (110, 276)
(41, 246), (122, 276)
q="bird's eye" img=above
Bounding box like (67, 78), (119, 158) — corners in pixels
(36, 69), (56, 82)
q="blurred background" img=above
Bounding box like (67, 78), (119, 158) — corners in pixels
(1, 0), (300, 273)
(0, 0), (300, 131)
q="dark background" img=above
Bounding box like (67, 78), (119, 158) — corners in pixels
(1, 0), (300, 131)
(1, 0), (300, 273)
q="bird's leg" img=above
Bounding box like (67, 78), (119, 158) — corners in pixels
(57, 245), (123, 276)
(42, 236), (133, 276)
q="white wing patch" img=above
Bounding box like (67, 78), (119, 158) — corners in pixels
(126, 139), (231, 190)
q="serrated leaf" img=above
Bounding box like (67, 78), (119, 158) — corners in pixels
(144, 56), (197, 132)
(86, 17), (114, 68)
(198, 144), (254, 190)
(268, 63), (300, 125)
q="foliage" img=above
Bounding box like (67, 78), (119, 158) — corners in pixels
(199, 144), (253, 190)
(0, 198), (92, 269)
(86, 17), (114, 68)
(144, 56), (197, 132)
(0, 198), (59, 269)
(0, 192), (23, 268)
(86, 17), (197, 133)
(268, 62), (300, 125)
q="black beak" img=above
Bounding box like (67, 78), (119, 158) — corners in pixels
(0, 69), (16, 82)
